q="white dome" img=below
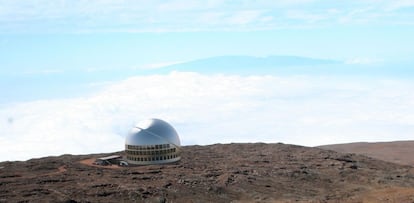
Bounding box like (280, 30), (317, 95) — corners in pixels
(125, 118), (181, 165)
(126, 118), (181, 147)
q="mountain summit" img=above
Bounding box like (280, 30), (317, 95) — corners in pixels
(159, 55), (340, 75)
(1, 143), (413, 202)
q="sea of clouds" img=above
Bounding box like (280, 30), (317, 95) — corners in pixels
(1, 71), (414, 161)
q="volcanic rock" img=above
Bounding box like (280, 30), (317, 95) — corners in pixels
(1, 143), (414, 202)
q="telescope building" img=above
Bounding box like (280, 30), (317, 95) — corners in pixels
(125, 118), (181, 165)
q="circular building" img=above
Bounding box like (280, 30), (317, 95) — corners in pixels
(125, 118), (181, 165)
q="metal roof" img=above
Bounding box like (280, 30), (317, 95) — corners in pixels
(96, 155), (122, 161)
(125, 118), (181, 147)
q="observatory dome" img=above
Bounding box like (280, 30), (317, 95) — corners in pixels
(125, 118), (181, 165)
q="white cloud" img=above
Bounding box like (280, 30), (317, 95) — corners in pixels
(139, 61), (184, 70)
(1, 72), (414, 161)
(21, 69), (64, 75)
(226, 10), (266, 25)
(345, 57), (384, 65)
(0, 0), (412, 33)
(286, 10), (329, 23)
(157, 1), (195, 12)
(385, 0), (414, 11)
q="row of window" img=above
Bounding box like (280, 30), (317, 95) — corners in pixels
(126, 144), (171, 150)
(127, 154), (179, 162)
(126, 148), (177, 156)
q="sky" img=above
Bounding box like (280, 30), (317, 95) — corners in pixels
(1, 0), (414, 161)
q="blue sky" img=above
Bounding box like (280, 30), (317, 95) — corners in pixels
(1, 0), (414, 71)
(1, 0), (414, 161)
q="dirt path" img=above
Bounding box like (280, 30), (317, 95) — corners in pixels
(361, 187), (414, 202)
(57, 165), (66, 173)
(43, 165), (67, 176)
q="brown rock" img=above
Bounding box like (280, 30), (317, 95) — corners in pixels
(0, 143), (413, 202)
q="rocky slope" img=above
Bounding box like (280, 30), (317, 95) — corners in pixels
(319, 141), (414, 167)
(1, 143), (414, 202)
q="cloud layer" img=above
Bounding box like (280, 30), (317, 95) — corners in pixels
(1, 72), (414, 161)
(0, 0), (413, 33)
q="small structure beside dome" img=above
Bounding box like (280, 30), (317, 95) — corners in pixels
(93, 155), (122, 166)
(125, 118), (181, 165)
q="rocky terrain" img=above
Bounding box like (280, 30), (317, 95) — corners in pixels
(1, 143), (414, 202)
(319, 141), (414, 167)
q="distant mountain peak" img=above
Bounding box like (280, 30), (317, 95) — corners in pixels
(157, 55), (341, 75)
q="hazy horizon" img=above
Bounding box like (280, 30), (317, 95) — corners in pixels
(1, 0), (414, 161)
